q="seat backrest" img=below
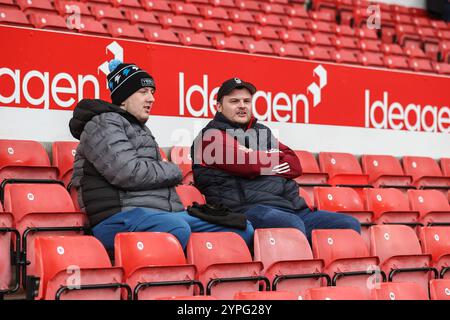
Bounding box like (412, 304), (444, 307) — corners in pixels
(34, 236), (112, 292)
(408, 189), (450, 215)
(299, 188), (313, 209)
(170, 146), (192, 174)
(254, 228), (314, 271)
(159, 148), (168, 161)
(429, 279), (450, 300)
(305, 286), (367, 300)
(294, 150), (321, 173)
(319, 152), (363, 177)
(0, 139), (51, 169)
(186, 232), (252, 274)
(312, 229), (369, 265)
(441, 158), (450, 176)
(419, 227), (450, 262)
(364, 188), (411, 215)
(114, 232), (187, 277)
(51, 141), (78, 178)
(402, 156), (443, 180)
(361, 154), (405, 182)
(314, 186), (364, 211)
(372, 282), (429, 300)
(175, 185), (205, 208)
(3, 184), (75, 222)
(370, 225), (422, 263)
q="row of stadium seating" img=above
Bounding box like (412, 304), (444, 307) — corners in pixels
(1, 0), (449, 74)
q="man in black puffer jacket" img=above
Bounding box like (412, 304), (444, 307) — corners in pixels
(69, 61), (253, 251)
(192, 78), (360, 243)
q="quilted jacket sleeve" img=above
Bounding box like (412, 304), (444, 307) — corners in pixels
(80, 113), (182, 190)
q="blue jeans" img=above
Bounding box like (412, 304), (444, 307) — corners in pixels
(91, 207), (254, 251)
(244, 205), (361, 243)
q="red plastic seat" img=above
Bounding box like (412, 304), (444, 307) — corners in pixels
(278, 29), (308, 44)
(384, 55), (410, 70)
(403, 156), (450, 189)
(212, 35), (245, 52)
(356, 27), (378, 40)
(318, 152), (370, 187)
(170, 2), (200, 17)
(0, 6), (30, 26)
(227, 10), (255, 24)
(106, 22), (145, 40)
(260, 2), (285, 15)
(234, 291), (299, 300)
(249, 25), (280, 40)
(0, 140), (59, 184)
(199, 6), (229, 20)
(309, 21), (336, 35)
(364, 188), (420, 225)
(175, 185), (205, 209)
(209, 0), (235, 8)
(305, 286), (367, 300)
(221, 22), (250, 37)
(16, 0), (54, 13)
(253, 228), (328, 299)
(371, 282), (429, 300)
(0, 210), (17, 297)
(159, 14), (191, 30)
(306, 33), (333, 47)
(235, 0), (261, 12)
(361, 154), (413, 189)
(170, 146), (193, 185)
(332, 36), (358, 50)
(293, 150), (329, 199)
(358, 52), (385, 67)
(440, 158), (450, 177)
(312, 229), (380, 298)
(143, 26), (180, 44)
(358, 39), (381, 52)
(30, 236), (127, 300)
(272, 43), (304, 58)
(419, 227), (450, 279)
(396, 24), (421, 46)
(281, 17), (309, 31)
(255, 13), (283, 27)
(432, 62), (450, 74)
(191, 19), (221, 34)
(141, 0), (171, 13)
(370, 225), (437, 293)
(381, 43), (405, 56)
(124, 10), (159, 27)
(243, 39), (274, 55)
(429, 279), (450, 300)
(90, 4), (126, 22)
(332, 49), (359, 64)
(408, 190), (450, 227)
(335, 25), (355, 37)
(110, 0), (141, 9)
(285, 5), (309, 19)
(299, 188), (314, 210)
(78, 16), (109, 36)
(417, 27), (439, 43)
(303, 46), (333, 62)
(179, 32), (213, 48)
(52, 141), (78, 187)
(409, 58), (434, 73)
(310, 10), (335, 22)
(3, 183), (87, 287)
(114, 232), (200, 300)
(187, 232), (267, 299)
(55, 1), (92, 17)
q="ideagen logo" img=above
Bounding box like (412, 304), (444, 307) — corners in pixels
(179, 65), (328, 124)
(98, 41), (123, 88)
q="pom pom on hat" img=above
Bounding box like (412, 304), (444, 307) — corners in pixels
(108, 59), (122, 72)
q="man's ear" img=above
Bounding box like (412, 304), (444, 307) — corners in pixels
(216, 102), (222, 112)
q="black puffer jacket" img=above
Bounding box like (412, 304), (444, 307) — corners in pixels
(191, 112), (308, 213)
(69, 99), (183, 227)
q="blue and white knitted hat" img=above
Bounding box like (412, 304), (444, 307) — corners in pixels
(106, 59), (156, 106)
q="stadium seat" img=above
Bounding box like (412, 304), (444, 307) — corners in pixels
(55, 1), (92, 17)
(440, 158), (450, 177)
(220, 22), (251, 37)
(114, 232), (201, 300)
(141, 0), (171, 13)
(303, 46), (333, 62)
(299, 188), (314, 210)
(308, 21), (336, 35)
(278, 29), (308, 44)
(429, 279), (450, 300)
(381, 43), (405, 56)
(0, 209), (19, 297)
(106, 22), (145, 40)
(432, 62), (450, 75)
(227, 10), (255, 24)
(361, 154), (413, 189)
(212, 35), (245, 52)
(253, 228), (329, 298)
(332, 36), (358, 50)
(186, 232), (269, 299)
(371, 282), (429, 300)
(199, 6), (229, 20)
(402, 156), (450, 190)
(243, 39), (274, 55)
(304, 286), (367, 300)
(318, 152), (371, 188)
(170, 2), (201, 17)
(29, 12), (70, 31)
(314, 186), (373, 227)
(90, 4), (127, 23)
(254, 13), (283, 27)
(234, 291), (299, 300)
(0, 140), (59, 188)
(78, 16), (109, 36)
(306, 33), (333, 47)
(124, 10), (159, 27)
(143, 26), (180, 44)
(272, 43), (304, 58)
(159, 14), (192, 30)
(370, 225), (437, 293)
(356, 27), (378, 40)
(384, 55), (410, 70)
(281, 17), (309, 31)
(16, 0), (54, 14)
(332, 49), (359, 64)
(409, 58), (434, 73)
(249, 26), (280, 40)
(179, 32), (213, 48)
(335, 25), (355, 37)
(159, 148), (168, 161)
(408, 190), (450, 227)
(310, 10), (335, 23)
(358, 52), (385, 67)
(3, 183), (87, 288)
(110, 0), (141, 9)
(293, 150), (329, 199)
(0, 6), (31, 26)
(234, 0), (260, 12)
(260, 2), (285, 15)
(170, 146), (193, 185)
(285, 4), (309, 19)
(358, 39), (382, 52)
(175, 185), (205, 209)
(312, 229), (381, 298)
(191, 19), (221, 34)
(29, 236), (129, 300)
(419, 227), (450, 279)
(51, 141), (78, 187)
(364, 188), (420, 226)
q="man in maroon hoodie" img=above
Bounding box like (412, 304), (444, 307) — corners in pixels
(191, 78), (360, 243)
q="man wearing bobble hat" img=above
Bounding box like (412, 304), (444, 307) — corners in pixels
(69, 60), (254, 252)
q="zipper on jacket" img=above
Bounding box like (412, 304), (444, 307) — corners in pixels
(168, 187), (173, 212)
(234, 178), (246, 204)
